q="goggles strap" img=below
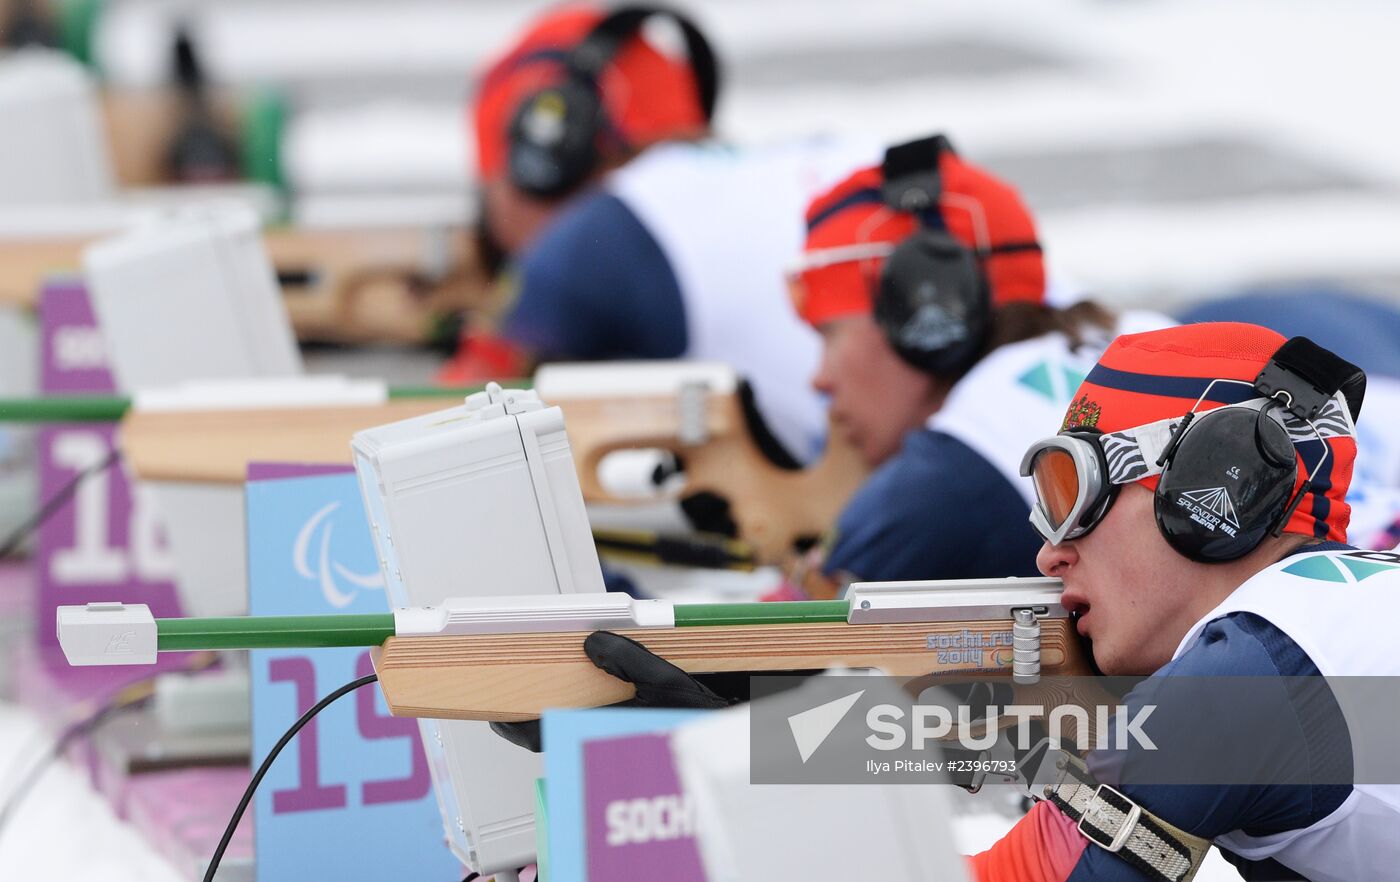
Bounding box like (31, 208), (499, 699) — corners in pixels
(1094, 394), (1353, 488)
(785, 242), (897, 276)
(1099, 417), (1179, 485)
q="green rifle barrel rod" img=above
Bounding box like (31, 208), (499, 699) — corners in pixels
(670, 600), (850, 627)
(153, 600), (853, 652)
(158, 614), (397, 652)
(0, 381), (531, 424)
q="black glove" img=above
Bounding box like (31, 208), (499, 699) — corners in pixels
(490, 631), (733, 752)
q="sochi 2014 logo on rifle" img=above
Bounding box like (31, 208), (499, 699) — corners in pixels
(1177, 486), (1240, 537)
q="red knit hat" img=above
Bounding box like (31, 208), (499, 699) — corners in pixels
(794, 147), (1045, 327)
(472, 4), (708, 180)
(1064, 322), (1358, 542)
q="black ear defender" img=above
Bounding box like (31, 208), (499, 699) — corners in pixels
(1153, 336), (1366, 563)
(1153, 403), (1298, 563)
(506, 5), (720, 200)
(873, 135), (993, 378)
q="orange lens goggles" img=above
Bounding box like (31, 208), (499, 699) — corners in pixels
(1031, 447), (1081, 531)
(1018, 432), (1116, 544)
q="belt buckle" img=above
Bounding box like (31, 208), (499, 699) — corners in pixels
(1078, 783), (1142, 853)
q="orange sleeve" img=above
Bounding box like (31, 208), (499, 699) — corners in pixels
(436, 331), (532, 385)
(967, 800), (1087, 882)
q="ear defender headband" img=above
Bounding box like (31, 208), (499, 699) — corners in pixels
(874, 136), (1051, 378)
(1020, 337), (1366, 563)
(506, 5), (720, 199)
(1153, 337), (1366, 562)
(871, 135), (991, 377)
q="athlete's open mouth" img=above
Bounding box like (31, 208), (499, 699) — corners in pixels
(1061, 593), (1091, 636)
(1075, 611), (1091, 638)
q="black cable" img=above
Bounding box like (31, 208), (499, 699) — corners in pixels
(0, 447), (120, 558)
(203, 674), (379, 882)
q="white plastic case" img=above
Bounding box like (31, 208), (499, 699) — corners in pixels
(352, 382), (604, 873)
(83, 204), (301, 392)
(0, 48), (113, 203)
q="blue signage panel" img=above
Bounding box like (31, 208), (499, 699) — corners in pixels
(246, 466), (460, 881)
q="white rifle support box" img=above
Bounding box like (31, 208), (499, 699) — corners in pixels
(352, 382), (604, 874)
(85, 210), (302, 619)
(83, 204), (301, 393)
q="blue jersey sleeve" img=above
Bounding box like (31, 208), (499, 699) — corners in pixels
(822, 429), (1042, 584)
(1062, 612), (1350, 881)
(501, 192), (688, 361)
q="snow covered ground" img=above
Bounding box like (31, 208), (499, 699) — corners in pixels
(0, 700), (187, 882)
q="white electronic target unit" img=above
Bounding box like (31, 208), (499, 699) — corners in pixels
(82, 204), (303, 619)
(82, 203), (301, 392)
(0, 47), (114, 203)
(353, 381), (605, 875)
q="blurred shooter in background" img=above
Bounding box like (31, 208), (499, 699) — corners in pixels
(441, 3), (877, 464)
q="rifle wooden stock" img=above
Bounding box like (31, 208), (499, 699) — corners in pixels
(0, 224), (487, 345)
(561, 392), (866, 562)
(119, 383), (864, 562)
(120, 398), (453, 483)
(371, 617), (1092, 722)
(99, 88), (240, 188)
(264, 226), (487, 345)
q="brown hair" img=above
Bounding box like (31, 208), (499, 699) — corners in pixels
(933, 299), (1117, 383)
(987, 299), (1117, 354)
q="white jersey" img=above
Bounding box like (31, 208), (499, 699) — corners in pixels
(927, 310), (1174, 503)
(1171, 547), (1400, 881)
(607, 137), (881, 462)
(1346, 375), (1400, 547)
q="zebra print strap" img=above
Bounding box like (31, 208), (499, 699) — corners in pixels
(1282, 395), (1353, 443)
(1098, 393), (1353, 486)
(1101, 418), (1180, 485)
